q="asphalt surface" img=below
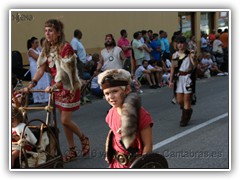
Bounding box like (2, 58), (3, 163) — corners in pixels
(26, 75), (229, 169)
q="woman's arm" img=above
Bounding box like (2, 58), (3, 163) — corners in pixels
(169, 54), (175, 88)
(25, 63), (47, 90)
(120, 50), (126, 61)
(189, 51), (197, 67)
(28, 49), (39, 61)
(94, 55), (103, 75)
(140, 125), (153, 155)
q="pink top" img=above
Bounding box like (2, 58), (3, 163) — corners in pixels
(117, 37), (131, 58)
(106, 107), (153, 168)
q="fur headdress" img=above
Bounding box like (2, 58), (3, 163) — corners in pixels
(98, 69), (131, 90)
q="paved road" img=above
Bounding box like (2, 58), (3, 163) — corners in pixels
(26, 75), (229, 169)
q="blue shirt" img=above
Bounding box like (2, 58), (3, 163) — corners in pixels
(150, 40), (160, 61)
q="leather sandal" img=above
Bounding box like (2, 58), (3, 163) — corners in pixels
(63, 146), (78, 162)
(80, 135), (90, 157)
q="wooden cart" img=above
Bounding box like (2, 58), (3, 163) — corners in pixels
(14, 90), (63, 169)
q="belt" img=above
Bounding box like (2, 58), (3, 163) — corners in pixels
(114, 152), (140, 165)
(179, 71), (191, 76)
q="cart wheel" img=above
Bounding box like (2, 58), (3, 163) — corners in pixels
(53, 161), (64, 168)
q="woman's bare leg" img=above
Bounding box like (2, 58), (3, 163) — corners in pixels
(176, 93), (184, 108)
(60, 111), (83, 148)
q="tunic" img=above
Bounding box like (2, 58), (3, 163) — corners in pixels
(38, 43), (81, 111)
(106, 107), (153, 168)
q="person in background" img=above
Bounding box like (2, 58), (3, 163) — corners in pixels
(220, 28), (229, 72)
(131, 74), (143, 94)
(27, 36), (51, 104)
(90, 75), (104, 99)
(118, 29), (132, 73)
(71, 29), (91, 80)
(208, 29), (216, 49)
(169, 36), (197, 127)
(39, 37), (46, 52)
(135, 60), (158, 89)
(95, 34), (125, 75)
(188, 35), (198, 55)
(132, 31), (145, 67)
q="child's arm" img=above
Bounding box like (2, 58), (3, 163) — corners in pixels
(24, 127), (37, 145)
(140, 125), (153, 155)
(12, 134), (21, 142)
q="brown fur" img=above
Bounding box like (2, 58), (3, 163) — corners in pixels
(98, 69), (131, 87)
(38, 53), (82, 93)
(120, 93), (141, 149)
(56, 54), (82, 93)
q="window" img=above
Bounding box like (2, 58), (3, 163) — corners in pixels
(178, 12), (194, 41)
(218, 11), (229, 31)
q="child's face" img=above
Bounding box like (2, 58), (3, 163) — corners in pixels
(12, 117), (20, 128)
(143, 61), (149, 68)
(103, 86), (127, 108)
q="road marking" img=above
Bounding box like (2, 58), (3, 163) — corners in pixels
(153, 113), (228, 150)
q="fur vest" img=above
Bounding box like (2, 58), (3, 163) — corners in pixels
(37, 45), (82, 93)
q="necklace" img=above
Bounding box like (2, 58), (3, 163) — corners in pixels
(48, 47), (58, 68)
(107, 47), (115, 61)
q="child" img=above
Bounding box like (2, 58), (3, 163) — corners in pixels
(12, 74), (22, 107)
(131, 74), (143, 94)
(90, 75), (104, 98)
(11, 106), (37, 168)
(98, 69), (153, 168)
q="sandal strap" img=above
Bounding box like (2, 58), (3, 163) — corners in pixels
(80, 134), (86, 141)
(80, 135), (90, 157)
(63, 148), (77, 162)
(69, 146), (76, 151)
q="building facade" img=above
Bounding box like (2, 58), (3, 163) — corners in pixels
(11, 10), (229, 65)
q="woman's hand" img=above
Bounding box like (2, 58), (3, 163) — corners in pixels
(20, 87), (30, 93)
(169, 81), (174, 89)
(45, 86), (53, 93)
(45, 84), (58, 93)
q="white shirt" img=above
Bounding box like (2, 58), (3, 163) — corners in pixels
(165, 59), (172, 68)
(201, 37), (208, 48)
(101, 46), (123, 71)
(132, 39), (145, 60)
(201, 58), (213, 69)
(212, 39), (223, 53)
(173, 52), (193, 72)
(91, 76), (100, 89)
(71, 37), (87, 63)
(12, 123), (37, 145)
(135, 64), (154, 79)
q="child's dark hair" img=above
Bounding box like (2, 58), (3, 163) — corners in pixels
(12, 73), (18, 88)
(12, 106), (23, 123)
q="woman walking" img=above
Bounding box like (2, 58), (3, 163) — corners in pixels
(169, 36), (197, 127)
(22, 19), (90, 162)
